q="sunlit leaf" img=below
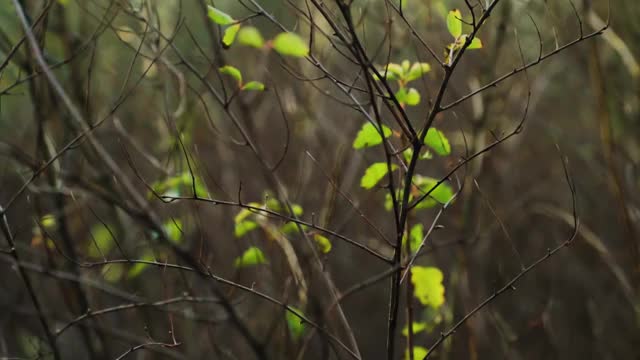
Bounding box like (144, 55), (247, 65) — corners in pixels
(235, 220), (258, 238)
(405, 88), (421, 106)
(207, 5), (234, 25)
(353, 122), (392, 149)
(127, 251), (155, 279)
(286, 306), (306, 339)
(409, 223), (423, 253)
(406, 62), (431, 82)
(242, 81), (265, 91)
(219, 65), (242, 84)
(87, 224), (116, 258)
(423, 128), (451, 155)
(234, 203), (262, 224)
(272, 32), (309, 57)
(402, 322), (428, 336)
(361, 163), (398, 189)
(237, 26), (265, 48)
(223, 24), (241, 48)
(234, 246), (267, 267)
(403, 148), (414, 163)
(414, 176), (455, 209)
(447, 9), (463, 38)
(377, 63), (404, 81)
(406, 346), (429, 360)
(313, 234), (332, 253)
(40, 214), (57, 229)
(164, 219), (183, 244)
(149, 172), (209, 199)
(102, 263), (125, 283)
(291, 204), (303, 216)
(401, 60), (411, 73)
(467, 36), (483, 49)
(411, 266), (445, 308)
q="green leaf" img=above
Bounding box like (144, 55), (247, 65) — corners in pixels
(40, 214), (57, 229)
(87, 224), (116, 258)
(313, 234), (332, 253)
(377, 63), (404, 81)
(102, 263), (125, 283)
(403, 148), (414, 163)
(242, 81), (265, 91)
(360, 163), (398, 189)
(285, 307), (306, 339)
(280, 222), (298, 234)
(291, 204), (303, 216)
(219, 65), (242, 84)
(402, 322), (428, 336)
(406, 346), (429, 360)
(353, 122), (392, 149)
(207, 5), (234, 25)
(235, 220), (258, 238)
(234, 246), (267, 267)
(447, 9), (463, 38)
(164, 219), (183, 244)
(237, 26), (265, 48)
(414, 176), (455, 209)
(401, 60), (411, 73)
(409, 223), (424, 253)
(223, 24), (241, 48)
(421, 150), (434, 160)
(412, 266), (445, 308)
(272, 32), (309, 57)
(424, 128), (451, 155)
(467, 36), (483, 49)
(406, 62), (431, 82)
(155, 173), (206, 198)
(405, 88), (421, 106)
(127, 251), (155, 279)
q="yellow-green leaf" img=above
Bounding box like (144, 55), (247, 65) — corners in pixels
(237, 26), (265, 48)
(127, 251), (155, 279)
(377, 63), (404, 81)
(402, 322), (428, 336)
(223, 24), (241, 48)
(40, 214), (57, 229)
(207, 5), (234, 25)
(353, 122), (392, 149)
(234, 246), (267, 267)
(87, 224), (116, 258)
(411, 266), (445, 308)
(405, 88), (421, 106)
(414, 176), (455, 209)
(219, 65), (242, 84)
(242, 81), (265, 91)
(235, 220), (258, 238)
(409, 223), (423, 253)
(467, 36), (483, 49)
(164, 219), (183, 244)
(447, 9), (463, 38)
(360, 163), (398, 189)
(424, 128), (451, 155)
(285, 306), (306, 339)
(272, 32), (309, 57)
(313, 234), (332, 253)
(406, 62), (431, 82)
(406, 346), (429, 360)
(102, 263), (125, 283)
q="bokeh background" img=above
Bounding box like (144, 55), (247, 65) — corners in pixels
(0, 0), (638, 359)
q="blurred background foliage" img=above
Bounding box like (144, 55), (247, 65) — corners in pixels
(0, 0), (638, 359)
